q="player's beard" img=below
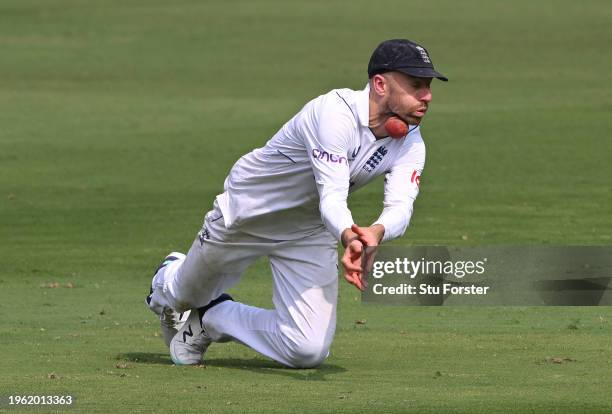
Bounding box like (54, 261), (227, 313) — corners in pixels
(384, 90), (427, 126)
(408, 112), (425, 125)
(384, 102), (426, 126)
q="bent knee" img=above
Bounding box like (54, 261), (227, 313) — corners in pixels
(285, 340), (330, 369)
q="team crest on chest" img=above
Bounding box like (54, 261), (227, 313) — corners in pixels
(363, 146), (388, 173)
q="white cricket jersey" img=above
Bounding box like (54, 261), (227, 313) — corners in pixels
(215, 84), (425, 242)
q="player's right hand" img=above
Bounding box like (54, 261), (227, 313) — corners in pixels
(350, 223), (384, 246)
(341, 239), (367, 291)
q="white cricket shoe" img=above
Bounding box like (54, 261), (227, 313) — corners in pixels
(145, 252), (187, 347)
(170, 310), (211, 365)
(170, 294), (233, 365)
(160, 308), (190, 348)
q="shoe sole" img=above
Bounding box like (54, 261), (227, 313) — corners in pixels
(145, 252), (186, 312)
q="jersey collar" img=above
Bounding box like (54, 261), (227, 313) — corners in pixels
(356, 84), (371, 128)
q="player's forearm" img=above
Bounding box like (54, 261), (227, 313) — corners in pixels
(319, 196), (354, 242)
(373, 205), (412, 243)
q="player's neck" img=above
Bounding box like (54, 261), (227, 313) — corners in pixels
(368, 93), (389, 139)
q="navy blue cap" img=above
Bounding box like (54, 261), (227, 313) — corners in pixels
(368, 39), (448, 81)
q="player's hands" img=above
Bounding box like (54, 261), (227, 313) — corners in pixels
(341, 238), (367, 291)
(340, 224), (384, 291)
(350, 223), (384, 247)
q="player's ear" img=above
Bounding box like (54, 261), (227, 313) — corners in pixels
(370, 74), (388, 97)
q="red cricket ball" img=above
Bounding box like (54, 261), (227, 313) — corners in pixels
(384, 116), (408, 139)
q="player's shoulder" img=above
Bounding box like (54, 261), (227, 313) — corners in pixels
(310, 87), (363, 125)
(307, 87), (355, 105)
(316, 87), (361, 102)
(405, 125), (425, 147)
(397, 125), (426, 159)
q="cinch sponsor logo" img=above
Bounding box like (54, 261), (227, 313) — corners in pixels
(312, 148), (348, 165)
(363, 146), (388, 172)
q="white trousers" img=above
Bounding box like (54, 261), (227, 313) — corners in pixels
(149, 203), (339, 368)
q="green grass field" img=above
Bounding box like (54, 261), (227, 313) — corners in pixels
(1, 0), (611, 412)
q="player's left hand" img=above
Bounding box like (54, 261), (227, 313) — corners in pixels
(341, 239), (367, 291)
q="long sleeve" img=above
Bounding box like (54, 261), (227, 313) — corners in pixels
(373, 129), (426, 243)
(303, 96), (356, 240)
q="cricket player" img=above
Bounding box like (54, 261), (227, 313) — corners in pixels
(146, 39), (447, 368)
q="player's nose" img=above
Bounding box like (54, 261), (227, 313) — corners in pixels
(420, 87), (432, 103)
